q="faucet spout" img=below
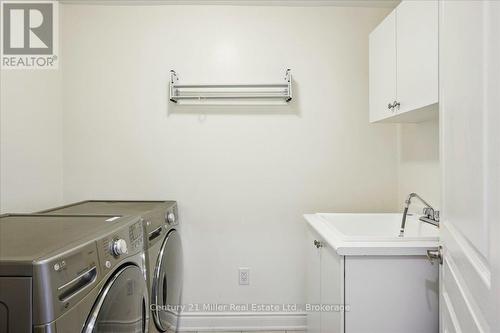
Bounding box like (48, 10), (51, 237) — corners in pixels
(399, 193), (440, 237)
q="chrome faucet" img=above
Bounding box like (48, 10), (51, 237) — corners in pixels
(399, 193), (440, 237)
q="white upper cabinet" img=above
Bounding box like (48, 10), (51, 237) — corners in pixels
(397, 0), (438, 115)
(369, 10), (397, 123)
(369, 0), (439, 123)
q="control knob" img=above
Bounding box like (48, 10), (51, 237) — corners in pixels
(166, 212), (176, 224)
(111, 239), (128, 256)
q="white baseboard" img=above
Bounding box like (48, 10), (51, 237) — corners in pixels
(177, 311), (307, 332)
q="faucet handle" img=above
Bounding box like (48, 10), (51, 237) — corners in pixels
(422, 207), (434, 217)
(422, 207), (440, 223)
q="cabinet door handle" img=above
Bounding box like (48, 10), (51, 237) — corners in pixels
(388, 101), (400, 112)
(313, 240), (323, 248)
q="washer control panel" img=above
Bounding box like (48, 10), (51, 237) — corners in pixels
(98, 220), (143, 273)
(37, 241), (99, 320)
(111, 239), (128, 256)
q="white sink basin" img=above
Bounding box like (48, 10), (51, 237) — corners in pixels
(319, 213), (438, 240)
(304, 213), (439, 255)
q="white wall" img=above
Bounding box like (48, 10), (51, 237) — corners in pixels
(397, 118), (440, 210)
(0, 71), (63, 213)
(60, 3), (397, 311)
(0, 3), (442, 330)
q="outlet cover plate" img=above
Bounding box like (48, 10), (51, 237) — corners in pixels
(239, 267), (250, 285)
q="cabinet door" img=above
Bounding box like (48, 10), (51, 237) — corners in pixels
(320, 245), (344, 333)
(306, 232), (321, 333)
(369, 10), (396, 122)
(396, 0), (438, 114)
(344, 256), (438, 333)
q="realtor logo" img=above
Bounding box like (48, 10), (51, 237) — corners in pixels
(1, 1), (58, 69)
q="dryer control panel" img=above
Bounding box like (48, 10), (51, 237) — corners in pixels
(144, 202), (178, 248)
(165, 204), (179, 227)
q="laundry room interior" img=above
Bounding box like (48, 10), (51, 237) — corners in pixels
(0, 1), (498, 333)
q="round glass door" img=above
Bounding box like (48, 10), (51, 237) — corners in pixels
(152, 229), (183, 332)
(84, 264), (148, 333)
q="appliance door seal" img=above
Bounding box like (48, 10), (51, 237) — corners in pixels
(83, 264), (149, 333)
(152, 229), (183, 332)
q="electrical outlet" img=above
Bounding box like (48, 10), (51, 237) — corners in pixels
(239, 267), (250, 285)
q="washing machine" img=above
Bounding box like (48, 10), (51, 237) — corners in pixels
(0, 214), (148, 332)
(38, 201), (183, 333)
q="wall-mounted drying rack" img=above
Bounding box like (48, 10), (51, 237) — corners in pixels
(169, 69), (292, 105)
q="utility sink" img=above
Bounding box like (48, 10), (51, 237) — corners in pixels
(304, 213), (439, 255)
(304, 212), (440, 333)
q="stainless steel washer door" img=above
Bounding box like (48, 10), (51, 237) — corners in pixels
(83, 264), (149, 333)
(152, 229), (183, 332)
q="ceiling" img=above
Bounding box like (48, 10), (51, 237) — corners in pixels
(60, 0), (400, 8)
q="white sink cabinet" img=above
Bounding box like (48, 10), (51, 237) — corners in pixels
(304, 213), (439, 333)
